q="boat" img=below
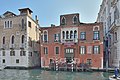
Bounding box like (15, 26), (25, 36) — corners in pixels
(109, 75), (120, 80)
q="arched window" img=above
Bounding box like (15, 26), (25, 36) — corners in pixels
(22, 19), (24, 29)
(70, 31), (73, 39)
(11, 36), (14, 44)
(3, 37), (5, 44)
(115, 32), (117, 41)
(8, 21), (9, 28)
(44, 31), (48, 42)
(5, 21), (7, 28)
(61, 16), (66, 25)
(21, 35), (24, 44)
(73, 15), (78, 24)
(66, 31), (69, 39)
(62, 31), (65, 39)
(74, 30), (77, 38)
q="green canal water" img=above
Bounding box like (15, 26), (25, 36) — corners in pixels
(0, 69), (113, 80)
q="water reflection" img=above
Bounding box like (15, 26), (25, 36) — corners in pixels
(0, 69), (112, 80)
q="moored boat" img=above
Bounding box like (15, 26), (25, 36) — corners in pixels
(109, 75), (120, 80)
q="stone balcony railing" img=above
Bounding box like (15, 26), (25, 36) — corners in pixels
(61, 38), (78, 43)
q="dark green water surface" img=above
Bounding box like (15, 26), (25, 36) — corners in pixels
(0, 69), (113, 80)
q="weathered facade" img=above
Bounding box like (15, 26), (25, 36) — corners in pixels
(97, 0), (120, 68)
(41, 13), (104, 69)
(0, 8), (40, 68)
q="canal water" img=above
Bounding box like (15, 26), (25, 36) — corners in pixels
(0, 69), (113, 80)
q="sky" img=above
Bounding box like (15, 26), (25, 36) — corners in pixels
(0, 0), (102, 27)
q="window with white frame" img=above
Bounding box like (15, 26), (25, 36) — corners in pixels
(10, 50), (15, 56)
(70, 31), (74, 39)
(80, 46), (86, 54)
(43, 31), (48, 42)
(54, 33), (60, 42)
(93, 46), (100, 54)
(93, 31), (100, 40)
(10, 21), (12, 28)
(4, 21), (12, 28)
(55, 47), (59, 54)
(44, 47), (48, 54)
(65, 48), (74, 54)
(20, 50), (26, 56)
(80, 32), (86, 40)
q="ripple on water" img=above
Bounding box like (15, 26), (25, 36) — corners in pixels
(0, 69), (112, 80)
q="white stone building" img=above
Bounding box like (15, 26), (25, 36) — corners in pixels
(0, 8), (40, 68)
(97, 0), (120, 68)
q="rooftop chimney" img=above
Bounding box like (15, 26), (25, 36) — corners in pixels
(19, 8), (33, 17)
(35, 15), (39, 24)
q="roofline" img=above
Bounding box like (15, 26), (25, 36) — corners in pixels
(18, 8), (33, 13)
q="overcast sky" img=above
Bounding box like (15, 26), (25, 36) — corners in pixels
(0, 0), (102, 27)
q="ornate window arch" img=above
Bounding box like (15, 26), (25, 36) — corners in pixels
(74, 30), (77, 38)
(3, 36), (5, 44)
(21, 35), (25, 44)
(62, 31), (65, 39)
(73, 15), (78, 24)
(11, 35), (15, 44)
(70, 31), (73, 39)
(61, 16), (66, 25)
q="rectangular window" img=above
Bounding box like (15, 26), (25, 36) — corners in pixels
(10, 51), (15, 56)
(44, 34), (47, 42)
(80, 32), (86, 40)
(44, 47), (48, 54)
(80, 46), (86, 54)
(87, 59), (92, 65)
(2, 59), (5, 63)
(28, 21), (31, 27)
(2, 51), (5, 56)
(65, 48), (74, 54)
(4, 21), (7, 28)
(8, 21), (9, 28)
(93, 31), (100, 40)
(10, 21), (12, 28)
(93, 46), (100, 54)
(16, 59), (19, 63)
(20, 51), (26, 56)
(54, 33), (60, 42)
(55, 47), (59, 54)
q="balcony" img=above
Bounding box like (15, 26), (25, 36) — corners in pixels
(61, 38), (78, 43)
(115, 19), (120, 27)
